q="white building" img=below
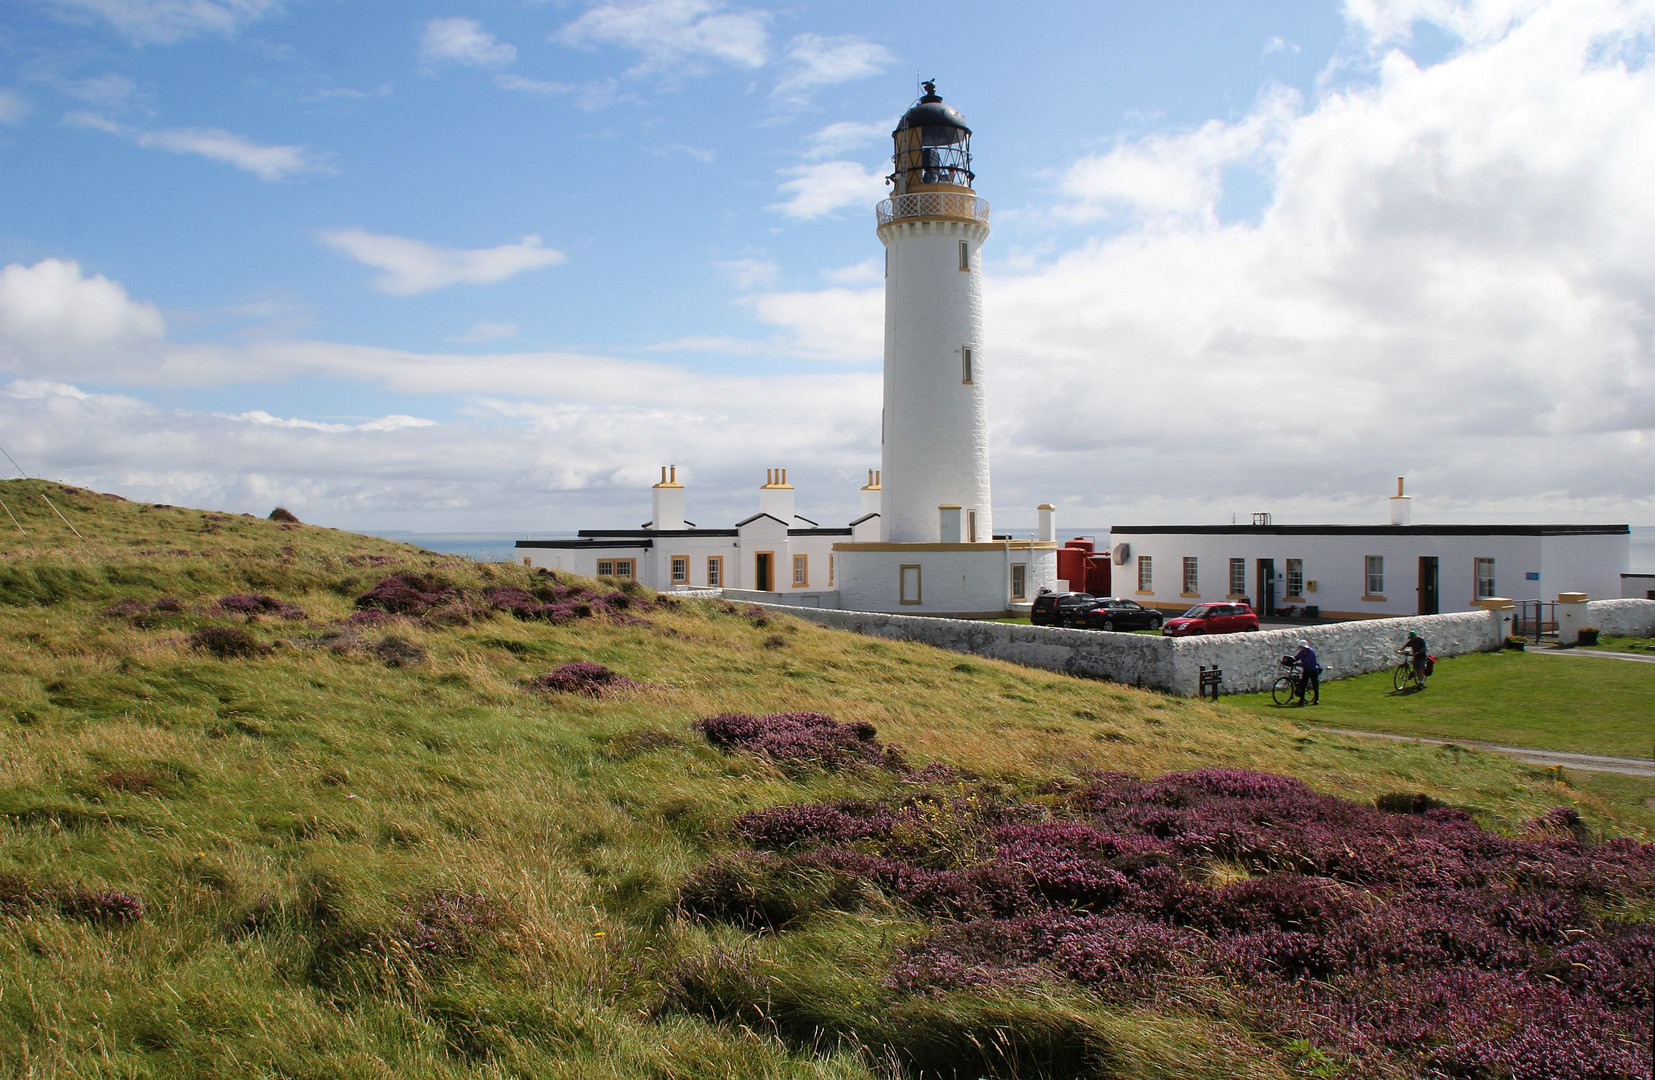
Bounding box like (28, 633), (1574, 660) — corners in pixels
(516, 466), (867, 604)
(1110, 480), (1629, 619)
(831, 82), (1058, 616)
(517, 84), (1059, 617)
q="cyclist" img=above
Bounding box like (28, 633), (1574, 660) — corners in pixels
(1292, 639), (1321, 704)
(1399, 630), (1428, 688)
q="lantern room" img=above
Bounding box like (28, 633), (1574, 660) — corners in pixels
(888, 81), (974, 194)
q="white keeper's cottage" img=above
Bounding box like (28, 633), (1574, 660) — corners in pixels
(1109, 479), (1630, 619)
(518, 84), (1060, 616)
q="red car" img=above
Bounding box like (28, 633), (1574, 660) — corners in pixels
(1161, 601), (1260, 636)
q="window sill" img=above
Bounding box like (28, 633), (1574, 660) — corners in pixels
(1180, 592), (1200, 599)
(1284, 595), (1305, 603)
(1361, 595), (1386, 602)
(1135, 590), (1154, 596)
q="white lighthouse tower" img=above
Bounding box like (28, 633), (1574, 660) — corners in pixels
(878, 81), (992, 545)
(833, 83), (1060, 616)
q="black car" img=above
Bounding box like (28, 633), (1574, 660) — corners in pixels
(1077, 597), (1164, 632)
(1030, 591), (1099, 627)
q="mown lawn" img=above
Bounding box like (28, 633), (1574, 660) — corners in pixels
(1222, 648), (1655, 759)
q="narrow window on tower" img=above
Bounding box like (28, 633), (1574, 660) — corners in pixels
(959, 240), (970, 271)
(962, 346), (973, 385)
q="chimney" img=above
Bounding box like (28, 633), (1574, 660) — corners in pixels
(1389, 476), (1412, 526)
(757, 466), (796, 524)
(859, 469), (882, 519)
(1037, 503), (1056, 543)
(651, 464), (685, 530)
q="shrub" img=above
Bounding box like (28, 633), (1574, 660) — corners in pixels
(268, 507), (300, 523)
(676, 766), (1655, 1079)
(1504, 635), (1529, 650)
(218, 593), (304, 619)
(355, 573), (455, 616)
(57, 887), (145, 924)
(190, 626), (267, 659)
(528, 662), (646, 696)
(694, 711), (904, 772)
(1577, 626), (1600, 645)
(369, 635), (427, 668)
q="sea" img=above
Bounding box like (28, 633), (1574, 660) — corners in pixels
(374, 525), (1655, 576)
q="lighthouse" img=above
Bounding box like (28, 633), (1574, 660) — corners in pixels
(877, 81), (993, 545)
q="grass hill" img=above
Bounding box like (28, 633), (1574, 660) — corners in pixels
(0, 479), (1649, 1079)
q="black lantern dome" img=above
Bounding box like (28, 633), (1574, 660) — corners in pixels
(889, 81), (973, 194)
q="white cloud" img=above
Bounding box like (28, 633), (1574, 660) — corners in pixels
(54, 73), (139, 110)
(713, 257), (777, 290)
(802, 119), (888, 160)
(318, 229), (566, 295)
(744, 286), (882, 362)
(0, 91), (29, 127)
(41, 0), (282, 45)
(770, 160), (888, 220)
(0, 259), (166, 379)
(449, 320), (520, 344)
(65, 112), (331, 180)
(821, 258), (881, 286)
(554, 0), (769, 76)
(1057, 85), (1299, 225)
(419, 17), (517, 71)
(495, 73), (575, 95)
(221, 409), (435, 433)
(773, 33), (892, 103)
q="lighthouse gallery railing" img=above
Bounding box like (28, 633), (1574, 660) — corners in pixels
(876, 192), (991, 226)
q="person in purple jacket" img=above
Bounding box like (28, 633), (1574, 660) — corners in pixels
(1292, 639), (1321, 704)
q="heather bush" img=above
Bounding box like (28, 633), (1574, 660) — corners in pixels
(267, 507), (300, 523)
(354, 573), (455, 616)
(694, 711), (905, 772)
(190, 626), (268, 659)
(369, 635), (426, 668)
(529, 661), (647, 696)
(682, 766), (1655, 1080)
(218, 593), (304, 619)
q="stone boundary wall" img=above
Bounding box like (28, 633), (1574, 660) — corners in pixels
(763, 605), (1506, 696)
(1584, 598), (1655, 637)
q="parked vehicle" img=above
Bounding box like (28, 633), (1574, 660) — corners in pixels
(1077, 598), (1164, 632)
(1161, 601), (1260, 637)
(1030, 591), (1099, 627)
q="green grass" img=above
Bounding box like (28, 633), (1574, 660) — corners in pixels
(1582, 633), (1655, 653)
(0, 478), (1649, 1078)
(1223, 648), (1655, 759)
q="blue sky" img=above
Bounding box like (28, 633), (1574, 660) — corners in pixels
(1, 0), (1651, 533)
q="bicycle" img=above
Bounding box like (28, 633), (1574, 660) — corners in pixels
(1272, 657), (1306, 706)
(1392, 658), (1425, 692)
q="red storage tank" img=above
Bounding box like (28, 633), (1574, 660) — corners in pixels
(1085, 555), (1112, 596)
(1057, 538), (1096, 594)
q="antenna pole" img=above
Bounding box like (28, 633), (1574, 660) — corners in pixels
(0, 444), (28, 479)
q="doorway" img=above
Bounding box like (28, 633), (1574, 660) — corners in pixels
(1418, 556), (1439, 615)
(1256, 558), (1276, 616)
(755, 552), (774, 592)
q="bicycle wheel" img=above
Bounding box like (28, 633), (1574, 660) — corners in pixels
(1393, 663), (1409, 691)
(1272, 675), (1297, 706)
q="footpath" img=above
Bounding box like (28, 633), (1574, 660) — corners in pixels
(1317, 727), (1655, 779)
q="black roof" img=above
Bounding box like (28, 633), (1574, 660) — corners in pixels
(1109, 524), (1628, 537)
(516, 539), (654, 550)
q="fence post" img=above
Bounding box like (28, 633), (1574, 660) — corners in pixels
(1475, 597), (1515, 647)
(1555, 592), (1588, 646)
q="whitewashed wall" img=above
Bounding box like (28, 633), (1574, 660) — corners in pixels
(879, 219), (992, 543)
(836, 545), (1057, 616)
(1583, 598), (1655, 636)
(764, 603), (1508, 696)
(1113, 530), (1624, 618)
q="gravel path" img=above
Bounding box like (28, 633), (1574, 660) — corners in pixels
(1316, 727), (1655, 778)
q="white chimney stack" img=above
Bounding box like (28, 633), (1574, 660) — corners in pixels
(651, 465), (685, 530)
(1389, 476), (1412, 526)
(859, 469), (882, 518)
(1037, 503), (1056, 543)
(758, 467), (796, 524)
